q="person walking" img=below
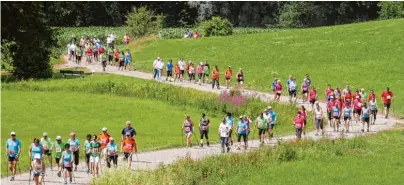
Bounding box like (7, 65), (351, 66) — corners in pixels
(225, 113), (235, 146)
(5, 131), (21, 181)
(121, 121), (137, 141)
(313, 102), (324, 136)
(53, 136), (65, 177)
(106, 138), (118, 168)
(83, 134), (92, 174)
(309, 86), (318, 110)
(203, 61), (210, 84)
(212, 66), (220, 89)
(293, 111), (305, 141)
(274, 80), (282, 103)
(89, 135), (101, 177)
(182, 115), (194, 147)
(31, 154), (45, 185)
(369, 98), (378, 125)
(197, 62), (204, 85)
(166, 60), (174, 82)
(188, 62), (196, 83)
(199, 113), (211, 147)
(121, 133), (137, 169)
(255, 112), (268, 145)
(178, 58), (186, 82)
(236, 116), (248, 150)
(353, 96), (363, 124)
(29, 138), (45, 182)
(381, 87), (394, 118)
(98, 127), (111, 164)
(288, 77), (297, 103)
(237, 68), (244, 89)
(267, 106), (277, 138)
(342, 103), (352, 133)
(66, 132), (80, 171)
(218, 119), (230, 153)
(362, 103), (371, 132)
(124, 49), (132, 71)
(225, 66), (232, 89)
(153, 57), (161, 79)
(60, 144), (73, 184)
(40, 132), (53, 168)
(157, 59), (164, 82)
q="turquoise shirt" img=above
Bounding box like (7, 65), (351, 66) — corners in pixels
(67, 138), (80, 152)
(62, 151), (73, 167)
(270, 111), (277, 124)
(237, 121), (247, 134)
(31, 143), (43, 160)
(226, 117), (234, 128)
(106, 143), (118, 155)
(344, 107), (351, 117)
(6, 139), (21, 157)
(84, 140), (91, 153)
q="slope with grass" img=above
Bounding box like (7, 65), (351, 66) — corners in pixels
(92, 129), (404, 185)
(129, 19), (404, 115)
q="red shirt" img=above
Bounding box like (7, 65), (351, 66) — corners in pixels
(344, 93), (352, 102)
(325, 88), (332, 96)
(294, 116), (304, 129)
(353, 99), (363, 110)
(327, 101), (335, 111)
(309, 89), (317, 100)
(335, 99), (342, 110)
(381, 91), (393, 104)
(353, 92), (361, 100)
(368, 93), (376, 103)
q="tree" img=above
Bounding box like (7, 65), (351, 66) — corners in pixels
(1, 2), (58, 79)
(378, 1), (404, 19)
(125, 7), (165, 37)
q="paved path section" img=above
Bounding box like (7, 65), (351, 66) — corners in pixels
(2, 58), (400, 185)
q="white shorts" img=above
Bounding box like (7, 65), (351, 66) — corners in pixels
(101, 148), (107, 156)
(89, 156), (100, 163)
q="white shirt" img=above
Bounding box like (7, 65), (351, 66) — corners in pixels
(70, 44), (76, 51)
(178, 60), (186, 70)
(107, 37), (112, 44)
(157, 61), (164, 70)
(263, 113), (271, 122)
(288, 81), (297, 90)
(219, 124), (229, 137)
(153, 60), (160, 69)
(110, 34), (116, 41)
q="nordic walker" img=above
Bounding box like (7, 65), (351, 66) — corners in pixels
(274, 80), (282, 102)
(288, 77), (297, 103)
(40, 132), (53, 168)
(121, 133), (137, 168)
(313, 102), (324, 136)
(98, 127), (111, 164)
(29, 138), (45, 182)
(293, 111), (305, 141)
(218, 119), (230, 153)
(236, 116), (248, 150)
(182, 115), (194, 147)
(332, 103), (341, 132)
(212, 65), (220, 89)
(67, 132), (80, 171)
(267, 106), (277, 138)
(90, 135), (101, 177)
(369, 98), (378, 125)
(237, 68), (244, 89)
(342, 103), (352, 132)
(225, 66), (232, 89)
(60, 144), (73, 184)
(362, 103), (371, 132)
(54, 136), (65, 177)
(199, 113), (211, 147)
(309, 86), (318, 110)
(121, 121), (137, 140)
(255, 112), (268, 145)
(301, 79), (309, 102)
(32, 154), (45, 185)
(84, 134), (92, 174)
(353, 96), (363, 124)
(381, 87), (394, 118)
(6, 131), (21, 181)
(106, 138), (118, 168)
(225, 113), (235, 146)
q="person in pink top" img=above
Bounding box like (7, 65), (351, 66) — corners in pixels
(275, 80), (282, 103)
(353, 96), (363, 123)
(293, 111), (305, 141)
(197, 62), (204, 85)
(327, 97), (335, 127)
(299, 106), (307, 135)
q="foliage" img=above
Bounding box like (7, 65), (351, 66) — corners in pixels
(378, 1), (404, 19)
(1, 2), (59, 79)
(125, 7), (165, 38)
(129, 19), (404, 115)
(0, 40), (16, 70)
(199, 16), (233, 37)
(279, 2), (327, 28)
(92, 130), (404, 185)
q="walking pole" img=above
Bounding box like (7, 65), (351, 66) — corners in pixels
(28, 157), (32, 185)
(17, 160), (22, 176)
(181, 129), (184, 147)
(193, 132), (198, 147)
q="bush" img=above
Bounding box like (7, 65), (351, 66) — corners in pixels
(199, 16), (233, 37)
(378, 2), (404, 19)
(125, 7), (165, 38)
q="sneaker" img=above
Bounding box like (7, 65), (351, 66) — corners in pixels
(207, 142), (210, 147)
(200, 143), (203, 147)
(57, 171), (61, 177)
(361, 129), (364, 132)
(74, 166), (77, 171)
(10, 177), (14, 181)
(87, 169), (90, 174)
(64, 180), (67, 184)
(227, 147), (230, 153)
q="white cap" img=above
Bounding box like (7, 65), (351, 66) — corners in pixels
(34, 154), (41, 159)
(200, 62), (203, 65)
(157, 57), (161, 60)
(126, 121), (131, 124)
(110, 137), (114, 140)
(239, 116), (243, 119)
(56, 136), (62, 140)
(102, 127), (107, 131)
(43, 132), (48, 136)
(10, 131), (16, 136)
(356, 96), (359, 98)
(267, 106), (272, 110)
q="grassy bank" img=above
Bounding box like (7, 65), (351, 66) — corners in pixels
(128, 19), (404, 115)
(93, 129), (404, 185)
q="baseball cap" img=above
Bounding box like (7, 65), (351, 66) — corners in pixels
(102, 127), (107, 131)
(356, 96), (359, 98)
(110, 137), (114, 140)
(56, 136), (62, 140)
(239, 116), (243, 119)
(34, 154), (41, 159)
(267, 106), (272, 110)
(43, 132), (48, 136)
(10, 131), (16, 136)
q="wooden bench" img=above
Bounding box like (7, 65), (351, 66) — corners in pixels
(60, 70), (85, 78)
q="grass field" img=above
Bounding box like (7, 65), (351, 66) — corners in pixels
(1, 74), (308, 175)
(93, 129), (404, 185)
(128, 19), (404, 115)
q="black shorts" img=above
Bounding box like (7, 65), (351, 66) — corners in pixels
(102, 60), (107, 67)
(8, 156), (16, 161)
(384, 103), (391, 109)
(295, 128), (303, 137)
(310, 99), (316, 105)
(344, 116), (350, 121)
(200, 130), (209, 139)
(289, 90), (296, 97)
(167, 70), (173, 77)
(226, 77), (230, 80)
(363, 117), (370, 123)
(124, 153), (132, 159)
(203, 73), (209, 77)
(64, 167), (72, 172)
(44, 150), (52, 156)
(77, 56), (82, 61)
(333, 116), (340, 119)
(237, 133), (247, 142)
(302, 90), (308, 94)
(119, 60), (124, 67)
(198, 73), (203, 79)
(237, 79), (244, 83)
(108, 55), (113, 61)
(55, 157), (61, 164)
(370, 109), (377, 115)
(327, 111), (332, 120)
(180, 70), (185, 75)
(354, 109), (362, 115)
(85, 154), (90, 163)
(276, 92), (281, 96)
(258, 129), (266, 135)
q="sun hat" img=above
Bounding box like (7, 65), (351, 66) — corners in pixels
(70, 132), (75, 136)
(43, 132), (48, 136)
(34, 154), (41, 159)
(56, 136), (62, 140)
(102, 127), (107, 131)
(10, 131), (16, 136)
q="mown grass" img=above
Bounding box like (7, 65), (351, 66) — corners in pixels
(93, 129), (404, 185)
(1, 74), (311, 176)
(127, 19), (404, 115)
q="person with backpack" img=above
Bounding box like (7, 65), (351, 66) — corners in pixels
(199, 113), (210, 147)
(225, 66), (232, 89)
(218, 118), (230, 153)
(255, 112), (268, 145)
(6, 131), (21, 181)
(182, 115), (194, 147)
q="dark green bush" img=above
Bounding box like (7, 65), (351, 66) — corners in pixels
(199, 16), (233, 37)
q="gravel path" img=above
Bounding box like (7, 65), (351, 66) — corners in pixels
(2, 58), (400, 185)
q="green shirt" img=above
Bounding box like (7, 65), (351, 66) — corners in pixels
(107, 48), (113, 55)
(256, 117), (268, 129)
(40, 137), (53, 150)
(84, 140), (91, 153)
(119, 53), (124, 59)
(77, 48), (83, 56)
(54, 141), (65, 158)
(90, 141), (101, 157)
(101, 54), (107, 61)
(360, 92), (368, 102)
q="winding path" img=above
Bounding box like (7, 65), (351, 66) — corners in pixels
(2, 58), (400, 185)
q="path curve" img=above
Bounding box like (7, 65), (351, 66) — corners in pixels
(2, 57), (400, 185)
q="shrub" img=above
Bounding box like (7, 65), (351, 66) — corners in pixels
(125, 7), (165, 38)
(378, 1), (404, 19)
(199, 16), (233, 37)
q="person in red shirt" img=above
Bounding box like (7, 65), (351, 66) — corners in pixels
(353, 96), (363, 123)
(325, 84), (332, 101)
(113, 49), (120, 66)
(368, 89), (376, 103)
(275, 80), (282, 103)
(344, 89), (353, 107)
(353, 89), (361, 100)
(120, 133), (137, 168)
(327, 98), (335, 126)
(309, 87), (317, 109)
(293, 111), (304, 141)
(381, 87), (394, 118)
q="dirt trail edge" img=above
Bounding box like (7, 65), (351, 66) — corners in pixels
(2, 58), (400, 185)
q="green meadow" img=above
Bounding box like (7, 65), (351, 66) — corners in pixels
(128, 19), (404, 115)
(93, 129), (404, 185)
(1, 74), (307, 175)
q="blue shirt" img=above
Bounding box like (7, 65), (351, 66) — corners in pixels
(67, 138), (80, 152)
(122, 127), (136, 137)
(167, 63), (173, 71)
(31, 143), (43, 160)
(272, 81), (277, 90)
(226, 117), (234, 128)
(270, 111), (277, 124)
(106, 143), (118, 155)
(6, 139), (21, 157)
(237, 121), (247, 134)
(62, 151), (73, 166)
